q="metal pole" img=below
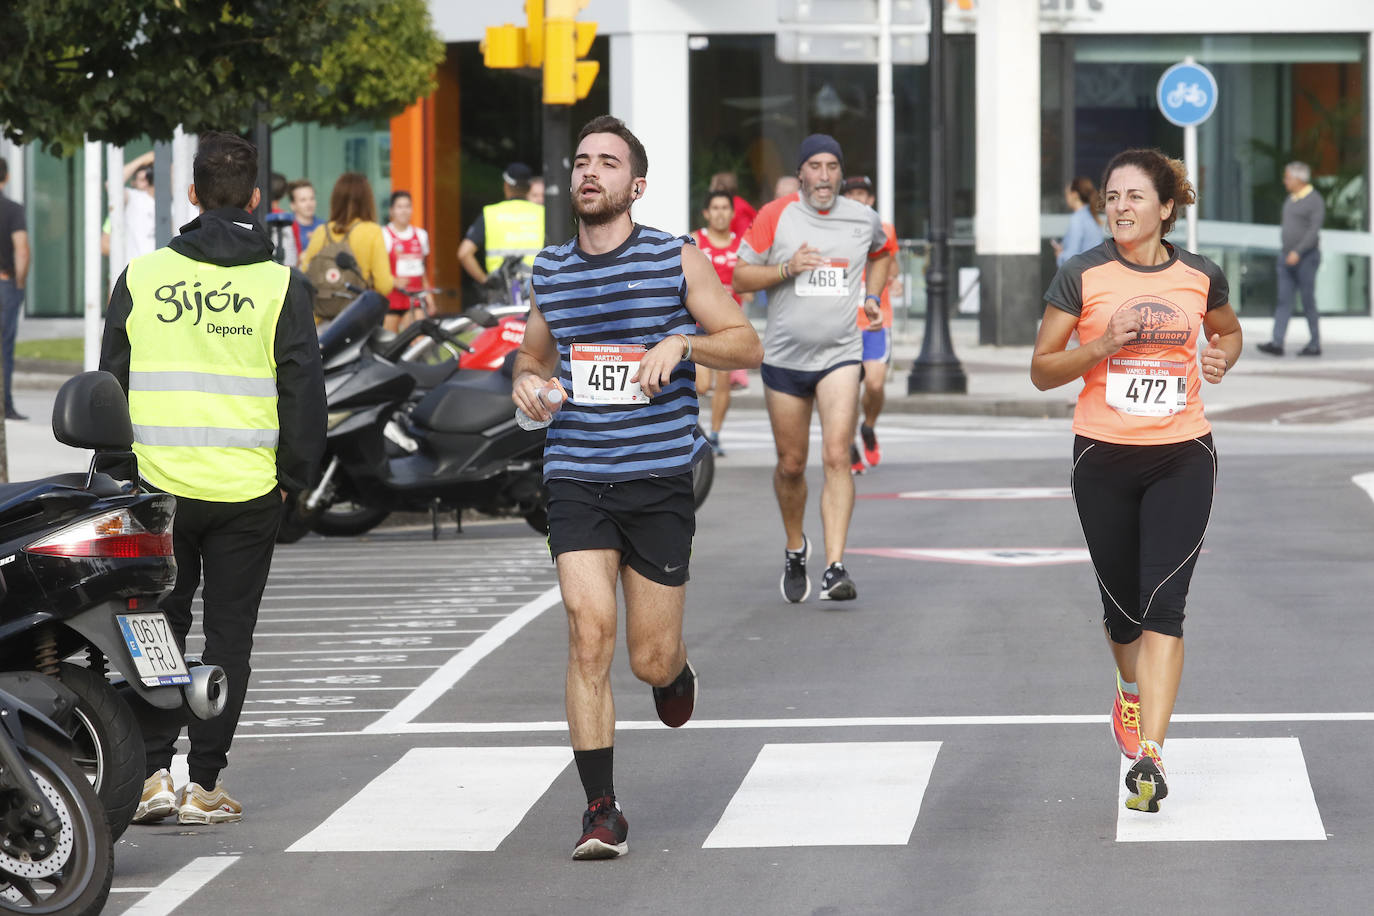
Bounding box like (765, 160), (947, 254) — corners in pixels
(543, 104), (572, 243)
(153, 140), (173, 248)
(253, 114), (272, 226)
(106, 146), (125, 286)
(83, 139), (103, 371)
(1183, 56), (1198, 252)
(908, 0), (967, 394)
(876, 0), (894, 224)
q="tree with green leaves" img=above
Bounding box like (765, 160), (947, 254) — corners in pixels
(0, 0), (445, 155)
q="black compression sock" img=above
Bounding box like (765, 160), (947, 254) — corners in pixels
(573, 746), (614, 804)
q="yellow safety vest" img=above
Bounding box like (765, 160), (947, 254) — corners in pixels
(482, 199), (545, 273)
(124, 248), (289, 502)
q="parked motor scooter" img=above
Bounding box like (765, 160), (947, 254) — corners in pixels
(0, 372), (227, 840)
(0, 671), (114, 914)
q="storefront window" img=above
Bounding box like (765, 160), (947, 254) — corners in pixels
(1065, 33), (1369, 315)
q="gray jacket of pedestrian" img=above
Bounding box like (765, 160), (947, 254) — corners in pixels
(1281, 188), (1324, 256)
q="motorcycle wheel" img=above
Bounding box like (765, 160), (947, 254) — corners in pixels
(311, 502), (391, 538)
(0, 729), (114, 915)
(56, 664), (144, 842)
(692, 447), (715, 509)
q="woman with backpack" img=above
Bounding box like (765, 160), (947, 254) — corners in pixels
(300, 172), (394, 325)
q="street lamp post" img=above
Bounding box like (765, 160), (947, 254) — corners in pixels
(908, 0), (967, 394)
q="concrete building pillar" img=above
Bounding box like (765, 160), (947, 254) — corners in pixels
(610, 32), (690, 235)
(974, 0), (1042, 345)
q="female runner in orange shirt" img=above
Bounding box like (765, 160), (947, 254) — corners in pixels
(1030, 148), (1243, 813)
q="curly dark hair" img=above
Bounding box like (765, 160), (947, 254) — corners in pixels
(1100, 148), (1196, 238)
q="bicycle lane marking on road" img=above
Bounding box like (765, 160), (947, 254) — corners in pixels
(362, 584), (564, 734)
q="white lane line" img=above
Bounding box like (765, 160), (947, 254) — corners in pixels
(704, 742), (941, 847)
(254, 666), (440, 673)
(287, 747), (571, 852)
(1354, 472), (1374, 505)
(243, 630), (489, 638)
(119, 855), (239, 916)
(364, 585), (563, 733)
(1117, 738), (1326, 842)
(256, 614), (515, 623)
(248, 687), (414, 692)
(249, 646), (475, 655)
(235, 710), (1374, 740)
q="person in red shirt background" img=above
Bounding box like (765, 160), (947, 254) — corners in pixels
(383, 190), (435, 332)
(695, 190), (754, 455)
(708, 171), (757, 243)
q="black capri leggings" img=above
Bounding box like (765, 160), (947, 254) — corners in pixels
(1070, 433), (1216, 643)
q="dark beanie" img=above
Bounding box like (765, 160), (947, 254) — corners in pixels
(796, 134), (843, 170)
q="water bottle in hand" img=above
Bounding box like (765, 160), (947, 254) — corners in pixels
(515, 384), (565, 431)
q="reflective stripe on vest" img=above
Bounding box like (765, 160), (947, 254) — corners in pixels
(124, 247), (289, 502)
(482, 199), (545, 274)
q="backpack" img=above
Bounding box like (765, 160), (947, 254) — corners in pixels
(304, 224), (358, 320)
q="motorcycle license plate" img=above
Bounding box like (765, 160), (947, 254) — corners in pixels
(116, 613), (192, 687)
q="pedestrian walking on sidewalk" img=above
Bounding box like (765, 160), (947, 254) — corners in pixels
(1258, 161), (1324, 357)
(512, 115), (761, 860)
(101, 130), (326, 825)
(0, 157), (30, 421)
(840, 175), (900, 473)
(1031, 147), (1242, 814)
(732, 134), (895, 603)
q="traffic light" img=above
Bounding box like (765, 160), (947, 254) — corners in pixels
(543, 1), (598, 105)
(483, 24), (527, 68)
(525, 0), (545, 68)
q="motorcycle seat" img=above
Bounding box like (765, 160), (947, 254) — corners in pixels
(0, 472), (126, 510)
(410, 370), (515, 435)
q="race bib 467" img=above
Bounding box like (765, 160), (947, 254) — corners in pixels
(570, 343), (649, 405)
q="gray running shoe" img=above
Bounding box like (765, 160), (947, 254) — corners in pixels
(819, 562), (856, 601)
(780, 535), (811, 603)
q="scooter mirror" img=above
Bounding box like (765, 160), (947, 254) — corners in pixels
(464, 306), (500, 329)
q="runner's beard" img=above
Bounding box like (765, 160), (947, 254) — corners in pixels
(802, 178), (835, 210)
(575, 183), (635, 226)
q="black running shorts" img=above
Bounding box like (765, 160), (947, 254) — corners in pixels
(1071, 434), (1216, 642)
(546, 474), (695, 587)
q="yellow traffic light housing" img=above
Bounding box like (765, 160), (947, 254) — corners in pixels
(483, 24), (527, 68)
(525, 0), (545, 68)
(543, 15), (598, 104)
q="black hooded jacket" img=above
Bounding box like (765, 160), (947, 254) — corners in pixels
(100, 207), (326, 494)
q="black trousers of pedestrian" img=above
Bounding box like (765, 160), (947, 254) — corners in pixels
(143, 488), (281, 789)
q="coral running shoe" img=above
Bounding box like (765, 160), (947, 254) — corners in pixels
(860, 424), (881, 467)
(1124, 740), (1168, 813)
(1112, 680), (1141, 759)
(573, 796), (628, 860)
(850, 443), (865, 475)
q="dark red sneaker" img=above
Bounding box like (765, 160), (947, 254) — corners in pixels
(652, 660), (697, 728)
(573, 796), (628, 860)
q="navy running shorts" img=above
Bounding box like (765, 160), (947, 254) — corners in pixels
(546, 474), (695, 587)
(760, 360), (861, 398)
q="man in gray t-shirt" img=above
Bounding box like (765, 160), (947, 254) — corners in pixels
(1259, 161), (1324, 357)
(733, 134), (893, 604)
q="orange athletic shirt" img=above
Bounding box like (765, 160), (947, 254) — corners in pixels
(1044, 240), (1230, 446)
(856, 222), (898, 329)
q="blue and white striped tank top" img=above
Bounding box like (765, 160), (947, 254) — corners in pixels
(531, 224), (705, 482)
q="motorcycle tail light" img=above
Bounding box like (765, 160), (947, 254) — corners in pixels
(24, 508), (175, 558)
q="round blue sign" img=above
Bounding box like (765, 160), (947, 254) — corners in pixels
(1156, 62), (1218, 127)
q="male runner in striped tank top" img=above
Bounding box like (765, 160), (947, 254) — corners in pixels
(513, 115), (762, 860)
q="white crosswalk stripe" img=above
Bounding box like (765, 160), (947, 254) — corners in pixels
(287, 746), (572, 852)
(1116, 737), (1327, 842)
(703, 741), (941, 848)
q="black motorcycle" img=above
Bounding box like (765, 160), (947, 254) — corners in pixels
(0, 372), (227, 840)
(0, 672), (114, 914)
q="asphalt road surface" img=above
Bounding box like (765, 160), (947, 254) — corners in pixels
(89, 410), (1374, 915)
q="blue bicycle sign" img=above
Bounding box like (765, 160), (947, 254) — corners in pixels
(1157, 61), (1218, 127)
